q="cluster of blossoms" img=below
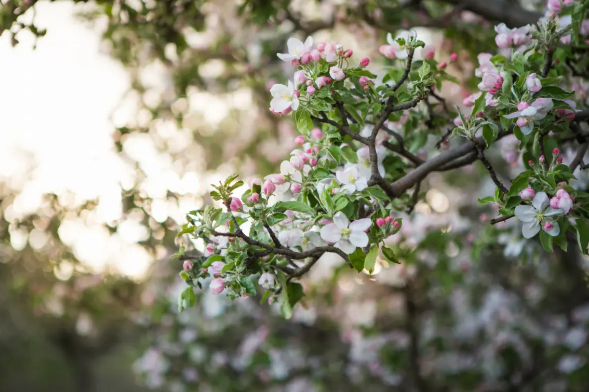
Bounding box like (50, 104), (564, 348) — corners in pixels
(175, 2), (589, 316)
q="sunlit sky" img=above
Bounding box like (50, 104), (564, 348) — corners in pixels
(0, 3), (153, 278)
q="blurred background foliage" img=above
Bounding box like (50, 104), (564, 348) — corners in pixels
(1, 0), (589, 391)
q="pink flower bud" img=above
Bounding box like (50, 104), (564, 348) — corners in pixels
(516, 117), (529, 128)
(376, 218), (385, 227)
(528, 160), (534, 166)
(290, 183), (302, 193)
(310, 146), (319, 155)
(311, 128), (323, 139)
(315, 76), (327, 89)
(210, 261), (225, 276)
(453, 116), (464, 127)
(560, 35), (571, 45)
(379, 45), (396, 59)
(359, 76), (368, 86)
(317, 43), (326, 52)
(556, 188), (569, 199)
(385, 216), (392, 223)
(293, 90), (300, 98)
(360, 57), (370, 67)
(526, 73), (542, 93)
(267, 174), (285, 185)
(336, 44), (344, 55)
(558, 196), (573, 214)
(450, 53), (458, 62)
(282, 105), (293, 115)
(310, 158), (318, 167)
(519, 187), (535, 201)
(422, 44), (435, 60)
(205, 243), (215, 256)
(301, 52), (310, 64)
(489, 87), (498, 95)
(290, 155), (305, 170)
(539, 155), (545, 163)
(183, 261), (193, 271)
(552, 147), (560, 156)
(476, 111), (484, 118)
(344, 49), (353, 58)
(299, 154), (309, 164)
(556, 157), (563, 163)
(294, 70), (307, 85)
(495, 33), (512, 48)
(291, 59), (300, 66)
(229, 197), (243, 212)
(306, 80), (313, 86)
(439, 62), (447, 69)
(310, 49), (321, 62)
(263, 180), (276, 196)
(543, 221), (553, 231)
(247, 192), (260, 203)
(295, 135), (305, 145)
(325, 77), (333, 84)
(209, 278), (225, 295)
(393, 220), (400, 229)
(550, 197), (558, 209)
(363, 85), (370, 92)
(307, 86), (316, 96)
(517, 101), (529, 111)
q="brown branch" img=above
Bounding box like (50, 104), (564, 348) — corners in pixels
(435, 128), (454, 149)
(541, 48), (554, 78)
(313, 113), (369, 144)
(437, 151), (478, 171)
(263, 223), (282, 248)
(382, 140), (425, 166)
(491, 214), (514, 225)
(407, 182), (421, 214)
(472, 139), (509, 194)
(570, 143), (589, 171)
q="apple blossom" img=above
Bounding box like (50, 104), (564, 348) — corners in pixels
(277, 37), (313, 61)
(323, 41), (339, 62)
(336, 166), (368, 194)
(518, 101), (530, 111)
(316, 76), (327, 89)
(209, 261), (226, 277)
(360, 57), (370, 67)
(209, 278), (225, 295)
(258, 273), (275, 289)
(450, 53), (458, 62)
(247, 193), (260, 203)
(495, 23), (513, 48)
(359, 76), (368, 86)
(294, 70), (306, 85)
(262, 180), (276, 196)
(514, 192), (564, 238)
(310, 49), (321, 62)
(300, 231), (326, 251)
(526, 73), (542, 92)
(519, 188), (536, 201)
(311, 128), (323, 139)
(295, 135), (305, 145)
(478, 73), (501, 91)
(344, 49), (353, 58)
(229, 197), (243, 212)
(278, 228), (304, 248)
(310, 158), (318, 167)
(376, 218), (385, 227)
(550, 197), (560, 209)
(504, 98), (554, 134)
(290, 183), (302, 193)
(183, 261), (193, 271)
(329, 66), (345, 81)
(439, 62), (447, 69)
(558, 196), (573, 214)
(301, 52), (310, 64)
(422, 44), (435, 60)
(546, 0), (562, 15)
(270, 81), (299, 113)
(463, 93), (480, 107)
(307, 86), (316, 96)
(320, 212), (372, 254)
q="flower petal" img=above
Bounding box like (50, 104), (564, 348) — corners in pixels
(336, 239), (356, 254)
(349, 231), (369, 248)
(515, 205), (537, 222)
(350, 218), (372, 232)
(544, 207), (564, 217)
(286, 38), (303, 56)
(270, 97), (291, 113)
(522, 220), (540, 238)
(542, 220), (560, 237)
(291, 96), (299, 110)
(333, 211), (349, 229)
(277, 53), (295, 61)
(320, 223), (341, 243)
(503, 111), (522, 119)
(532, 192), (549, 211)
(520, 122), (534, 135)
(386, 32), (394, 45)
(289, 229), (304, 247)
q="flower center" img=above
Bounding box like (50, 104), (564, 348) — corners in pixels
(301, 237), (308, 244)
(535, 211), (544, 221)
(341, 228), (351, 238)
(282, 93), (292, 101)
(347, 174), (356, 184)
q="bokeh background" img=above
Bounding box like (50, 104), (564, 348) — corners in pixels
(2, 1), (589, 391)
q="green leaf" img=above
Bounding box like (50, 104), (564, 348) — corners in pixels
(490, 54), (508, 65)
(179, 270), (190, 281)
(346, 68), (377, 78)
(341, 145), (358, 163)
(540, 230), (553, 253)
(505, 196), (522, 210)
(576, 219), (589, 254)
(334, 197), (349, 211)
(240, 277), (257, 296)
(328, 145), (342, 164)
(534, 86), (573, 99)
(364, 246), (379, 273)
(507, 172), (530, 198)
(472, 93), (486, 116)
(274, 201), (315, 215)
(482, 124), (498, 147)
(381, 246), (399, 264)
(202, 255), (224, 268)
(177, 224), (195, 237)
(295, 109), (313, 133)
(344, 104), (365, 126)
(349, 247), (366, 272)
(363, 186), (390, 202)
(221, 262), (235, 274)
(286, 282), (304, 308)
(477, 196), (495, 205)
(259, 289), (271, 304)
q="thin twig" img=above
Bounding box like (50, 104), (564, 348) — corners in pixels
(472, 139), (509, 194)
(491, 214), (514, 225)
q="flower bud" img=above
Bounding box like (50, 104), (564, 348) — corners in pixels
(263, 180), (276, 196)
(539, 155), (545, 163)
(315, 76), (327, 89)
(294, 70), (307, 85)
(306, 80), (313, 86)
(317, 43), (326, 52)
(489, 87), (498, 95)
(360, 57), (370, 67)
(556, 156), (563, 163)
(293, 90), (300, 98)
(267, 174), (286, 185)
(209, 278), (225, 295)
(543, 221), (553, 231)
(476, 111), (484, 118)
(301, 52), (310, 64)
(307, 86), (316, 96)
(422, 44), (435, 60)
(290, 183), (302, 193)
(363, 85), (370, 92)
(558, 196), (573, 214)
(517, 101), (529, 111)
(210, 261), (226, 277)
(282, 105), (293, 115)
(516, 117), (529, 128)
(247, 192), (260, 203)
(519, 187), (535, 201)
(495, 33), (512, 49)
(385, 216), (392, 223)
(325, 77), (333, 84)
(453, 116), (464, 127)
(291, 59), (300, 66)
(183, 261), (193, 271)
(550, 196), (560, 209)
(525, 73), (542, 93)
(311, 128), (323, 139)
(310, 49), (321, 62)
(359, 76), (368, 86)
(290, 155), (305, 170)
(439, 62), (447, 69)
(556, 188), (569, 199)
(376, 218), (385, 227)
(393, 220), (400, 229)
(450, 53), (458, 62)
(229, 197), (243, 212)
(310, 158), (318, 167)
(528, 160), (534, 166)
(295, 135), (305, 145)
(336, 44), (344, 55)
(344, 49), (353, 58)
(205, 243), (215, 256)
(552, 147), (560, 156)
(310, 146), (319, 155)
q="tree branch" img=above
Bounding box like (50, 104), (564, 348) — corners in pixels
(443, 0), (542, 27)
(472, 139), (509, 194)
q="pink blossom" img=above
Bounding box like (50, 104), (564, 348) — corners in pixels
(301, 52), (310, 64)
(248, 177), (261, 190)
(263, 180), (276, 195)
(519, 188), (535, 200)
(547, 0), (562, 14)
(450, 53), (458, 62)
(360, 57), (370, 67)
(294, 70), (307, 85)
(517, 101), (530, 111)
(517, 117), (529, 128)
(311, 128), (323, 139)
(247, 193), (260, 203)
(290, 155), (305, 170)
(210, 261), (226, 276)
(344, 49), (353, 58)
(463, 93), (480, 107)
(229, 197), (243, 212)
(478, 73), (500, 91)
(359, 76), (368, 86)
(453, 116), (464, 127)
(379, 45), (396, 59)
(422, 44), (435, 60)
(560, 35), (571, 45)
(393, 220), (400, 229)
(310, 49), (321, 62)
(556, 189), (570, 199)
(329, 66), (345, 81)
(550, 197), (560, 209)
(376, 218), (385, 227)
(495, 33), (512, 48)
(439, 61), (447, 69)
(557, 156), (563, 163)
(307, 86), (316, 96)
(544, 221), (554, 231)
(512, 26), (531, 46)
(291, 59), (300, 66)
(267, 174), (285, 185)
(317, 42), (326, 51)
(205, 243), (215, 256)
(295, 135), (305, 145)
(290, 183), (302, 193)
(209, 278), (225, 295)
(310, 158), (318, 167)
(315, 76), (327, 89)
(558, 196), (573, 214)
(385, 216), (392, 223)
(183, 261), (193, 271)
(553, 147), (560, 155)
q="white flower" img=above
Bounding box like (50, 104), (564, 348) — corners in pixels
(504, 98), (553, 135)
(336, 166), (368, 194)
(301, 231), (326, 251)
(270, 160), (306, 193)
(270, 81), (299, 113)
(386, 30), (415, 59)
(514, 192), (564, 238)
(278, 228), (304, 248)
(475, 53), (497, 78)
(320, 212), (372, 254)
(356, 146), (385, 178)
(258, 272), (275, 289)
(277, 37), (313, 61)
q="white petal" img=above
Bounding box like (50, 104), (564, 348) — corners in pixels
(336, 239), (356, 254)
(349, 231), (369, 248)
(522, 220), (540, 239)
(287, 80), (295, 93)
(395, 49), (408, 59)
(386, 32), (394, 45)
(288, 229), (304, 247)
(542, 220), (560, 237)
(521, 122), (534, 135)
(303, 36), (313, 50)
(336, 169), (347, 184)
(280, 160), (294, 175)
(333, 211), (349, 229)
(340, 184), (356, 194)
(320, 224), (341, 243)
(350, 218), (372, 232)
(286, 38), (304, 56)
(515, 205), (537, 222)
(270, 97), (291, 112)
(503, 111), (522, 119)
(355, 177), (368, 191)
(269, 84), (288, 96)
(544, 207), (564, 217)
(277, 53), (295, 61)
(520, 107), (538, 117)
(532, 192), (549, 211)
(291, 96), (299, 110)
